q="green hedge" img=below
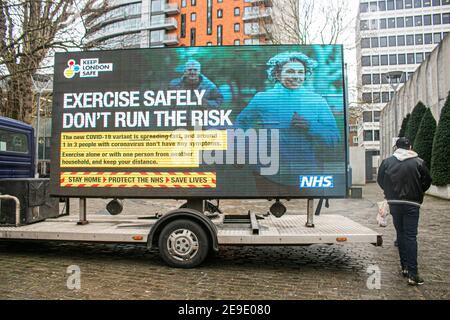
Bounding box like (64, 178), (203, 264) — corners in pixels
(406, 102), (427, 146)
(431, 93), (450, 186)
(414, 108), (436, 169)
(399, 113), (410, 137)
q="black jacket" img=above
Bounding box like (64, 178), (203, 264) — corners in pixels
(377, 149), (432, 206)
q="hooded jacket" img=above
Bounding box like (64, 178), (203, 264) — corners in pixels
(377, 148), (432, 207)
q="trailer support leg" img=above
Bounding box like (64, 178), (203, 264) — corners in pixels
(306, 199), (315, 228)
(77, 198), (88, 225)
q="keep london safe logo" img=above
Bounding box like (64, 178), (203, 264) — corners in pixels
(64, 58), (113, 79)
(299, 176), (334, 188)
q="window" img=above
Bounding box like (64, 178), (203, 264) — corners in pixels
(363, 111), (373, 122)
(360, 20), (369, 30)
(382, 91), (390, 103)
(380, 18), (387, 29)
(207, 42), (212, 46)
(217, 9), (223, 18)
(397, 35), (406, 46)
(362, 74), (372, 85)
(0, 130), (29, 153)
(373, 92), (381, 103)
(362, 93), (372, 103)
(180, 14), (186, 38)
(234, 7), (240, 16)
(190, 28), (196, 46)
(423, 15), (432, 25)
(372, 55), (380, 66)
(370, 1), (378, 10)
(397, 17), (405, 28)
(379, 1), (387, 10)
(381, 54), (389, 65)
(415, 34), (423, 45)
(182, 0), (186, 7)
(353, 136), (359, 144)
(405, 16), (413, 27)
(398, 54), (406, 64)
(374, 112), (381, 122)
(360, 2), (369, 12)
(191, 0), (196, 5)
(416, 52), (424, 63)
(389, 54), (397, 65)
(217, 25), (223, 46)
(423, 0), (432, 5)
(374, 130), (380, 141)
(405, 0), (413, 7)
(389, 36), (396, 46)
(407, 53), (415, 64)
(371, 37), (379, 47)
(380, 37), (388, 47)
(373, 73), (381, 84)
(370, 19), (378, 29)
(234, 23), (240, 32)
(396, 0), (404, 8)
(207, 0), (212, 35)
(434, 32), (442, 43)
(381, 73), (389, 84)
(388, 18), (396, 28)
(387, 0), (395, 9)
(414, 15), (423, 26)
(150, 30), (164, 43)
(406, 34), (414, 45)
(234, 39), (240, 45)
(424, 33), (433, 44)
(364, 131), (373, 141)
(191, 12), (196, 21)
(432, 0), (441, 4)
(362, 56), (371, 66)
(433, 14), (441, 25)
(414, 0), (422, 7)
(362, 38), (371, 48)
(443, 13), (450, 24)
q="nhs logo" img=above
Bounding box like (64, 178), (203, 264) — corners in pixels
(299, 176), (334, 189)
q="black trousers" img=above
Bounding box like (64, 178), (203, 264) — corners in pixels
(389, 204), (420, 277)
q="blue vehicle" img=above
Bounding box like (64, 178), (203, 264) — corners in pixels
(0, 116), (35, 179)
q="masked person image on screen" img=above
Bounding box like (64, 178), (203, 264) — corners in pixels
(169, 59), (224, 108)
(235, 51), (340, 192)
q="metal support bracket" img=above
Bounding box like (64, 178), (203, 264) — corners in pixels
(77, 198), (89, 225)
(306, 199), (315, 228)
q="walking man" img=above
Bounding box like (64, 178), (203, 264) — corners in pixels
(377, 137), (432, 286)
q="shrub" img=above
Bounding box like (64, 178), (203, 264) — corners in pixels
(398, 114), (410, 137)
(405, 101), (427, 146)
(431, 93), (450, 186)
(413, 108), (436, 169)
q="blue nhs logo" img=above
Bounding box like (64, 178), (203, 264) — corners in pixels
(299, 176), (334, 188)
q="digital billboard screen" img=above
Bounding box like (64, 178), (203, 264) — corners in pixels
(50, 45), (347, 199)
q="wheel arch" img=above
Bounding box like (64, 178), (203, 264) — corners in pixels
(147, 209), (219, 252)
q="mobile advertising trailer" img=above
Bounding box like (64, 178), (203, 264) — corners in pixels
(0, 45), (381, 268)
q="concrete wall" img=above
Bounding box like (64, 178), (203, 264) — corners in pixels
(349, 146), (366, 186)
(380, 34), (450, 160)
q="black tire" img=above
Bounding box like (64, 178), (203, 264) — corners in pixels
(158, 219), (210, 268)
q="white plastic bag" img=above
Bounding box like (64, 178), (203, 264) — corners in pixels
(377, 200), (390, 227)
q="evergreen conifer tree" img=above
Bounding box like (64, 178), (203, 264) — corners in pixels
(431, 94), (450, 186)
(405, 102), (427, 146)
(414, 108), (436, 169)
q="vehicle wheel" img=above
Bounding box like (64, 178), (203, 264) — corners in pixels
(158, 219), (210, 268)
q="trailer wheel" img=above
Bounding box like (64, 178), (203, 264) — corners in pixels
(158, 219), (210, 268)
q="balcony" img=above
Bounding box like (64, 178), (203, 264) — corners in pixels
(243, 8), (273, 22)
(149, 17), (177, 30)
(164, 3), (179, 15)
(248, 0), (273, 6)
(246, 25), (272, 37)
(163, 34), (179, 45)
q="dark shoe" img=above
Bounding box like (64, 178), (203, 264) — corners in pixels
(408, 275), (424, 286)
(401, 268), (409, 278)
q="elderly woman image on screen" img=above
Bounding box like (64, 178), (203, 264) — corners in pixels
(235, 51), (340, 188)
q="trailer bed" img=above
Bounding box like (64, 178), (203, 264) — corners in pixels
(0, 214), (381, 246)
